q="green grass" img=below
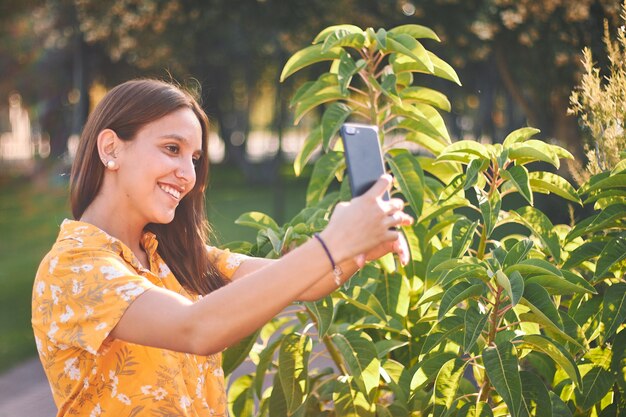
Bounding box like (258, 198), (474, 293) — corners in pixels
(0, 164), (308, 372)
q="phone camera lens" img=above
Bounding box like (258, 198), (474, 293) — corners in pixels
(345, 126), (356, 135)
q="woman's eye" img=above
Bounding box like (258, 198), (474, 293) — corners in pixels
(165, 145), (179, 154)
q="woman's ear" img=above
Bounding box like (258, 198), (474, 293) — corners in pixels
(97, 129), (121, 170)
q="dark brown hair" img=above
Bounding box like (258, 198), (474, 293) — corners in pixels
(70, 78), (226, 295)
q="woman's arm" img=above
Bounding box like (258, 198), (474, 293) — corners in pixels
(109, 176), (412, 355)
(231, 233), (409, 302)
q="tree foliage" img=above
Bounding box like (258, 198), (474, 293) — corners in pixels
(569, 2), (626, 182)
(224, 23), (626, 416)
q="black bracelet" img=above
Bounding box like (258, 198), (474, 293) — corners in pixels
(313, 233), (343, 286)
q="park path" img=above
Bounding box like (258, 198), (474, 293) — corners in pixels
(0, 356), (260, 417)
(0, 357), (56, 417)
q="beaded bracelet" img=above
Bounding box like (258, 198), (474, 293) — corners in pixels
(313, 233), (343, 286)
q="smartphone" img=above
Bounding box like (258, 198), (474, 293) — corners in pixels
(340, 123), (389, 200)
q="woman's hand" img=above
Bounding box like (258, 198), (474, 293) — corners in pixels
(354, 233), (410, 268)
(319, 175), (413, 266)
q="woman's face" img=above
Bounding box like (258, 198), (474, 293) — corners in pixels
(112, 107), (203, 227)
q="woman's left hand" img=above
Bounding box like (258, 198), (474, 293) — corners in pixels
(354, 229), (411, 268)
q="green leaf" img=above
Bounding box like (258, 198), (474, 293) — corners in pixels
(503, 239), (533, 269)
(321, 102), (352, 151)
(390, 50), (461, 85)
(483, 341), (523, 417)
(595, 234), (626, 279)
(386, 149), (425, 217)
(438, 281), (485, 321)
(402, 128), (446, 155)
(235, 211), (280, 231)
(380, 73), (398, 97)
(601, 283), (626, 341)
(611, 330), (626, 392)
(321, 30), (365, 53)
(338, 286), (388, 322)
(502, 127), (541, 147)
(549, 392), (573, 417)
(465, 158), (489, 190)
(432, 358), (467, 417)
(451, 218), (478, 257)
(410, 351), (457, 391)
(529, 171), (581, 204)
(280, 44), (343, 81)
(586, 174), (626, 192)
(385, 33), (433, 72)
(562, 239), (607, 269)
(439, 140), (490, 160)
(392, 102), (447, 142)
(519, 371), (552, 417)
(229, 374), (255, 417)
(399, 86), (451, 112)
(508, 141), (561, 168)
(515, 334), (582, 388)
(304, 296), (334, 338)
(521, 283), (563, 330)
(436, 263), (490, 288)
(279, 333), (312, 414)
(589, 203), (626, 230)
(479, 190), (502, 239)
(458, 402), (494, 417)
(313, 24), (364, 44)
(375, 28), (387, 49)
(526, 271), (596, 295)
(333, 378), (375, 417)
(375, 339), (408, 359)
(574, 367), (615, 411)
(415, 102), (451, 142)
(294, 126), (322, 176)
(420, 315), (464, 354)
(377, 272), (410, 319)
(331, 331), (380, 401)
(388, 24), (440, 41)
(510, 207), (560, 262)
(496, 270), (524, 307)
(254, 336), (283, 397)
(505, 258), (563, 277)
(222, 329), (260, 376)
(502, 165), (533, 205)
(306, 151), (344, 206)
(336, 51), (365, 95)
(269, 372), (288, 417)
(463, 304), (490, 353)
(293, 74), (345, 123)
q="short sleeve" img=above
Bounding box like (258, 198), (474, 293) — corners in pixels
(206, 246), (249, 280)
(32, 247), (156, 355)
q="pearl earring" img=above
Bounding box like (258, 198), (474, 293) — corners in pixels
(106, 160), (116, 169)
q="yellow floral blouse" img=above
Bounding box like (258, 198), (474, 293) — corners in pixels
(31, 219), (248, 417)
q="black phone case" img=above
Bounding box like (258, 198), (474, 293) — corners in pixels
(340, 123), (389, 200)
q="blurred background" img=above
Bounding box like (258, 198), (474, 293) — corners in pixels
(0, 0), (621, 377)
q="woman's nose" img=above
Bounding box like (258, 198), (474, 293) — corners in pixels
(176, 159), (196, 183)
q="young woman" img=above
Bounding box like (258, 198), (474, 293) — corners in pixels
(31, 79), (412, 417)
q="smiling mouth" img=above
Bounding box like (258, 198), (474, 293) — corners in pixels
(158, 183), (182, 200)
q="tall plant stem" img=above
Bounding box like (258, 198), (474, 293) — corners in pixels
(305, 306), (348, 374)
(479, 285), (504, 403)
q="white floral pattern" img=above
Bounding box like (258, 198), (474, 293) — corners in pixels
(32, 219), (246, 416)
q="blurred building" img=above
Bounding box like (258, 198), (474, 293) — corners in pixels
(0, 93), (49, 176)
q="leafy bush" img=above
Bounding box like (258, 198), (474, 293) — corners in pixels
(223, 23), (626, 417)
(569, 3), (626, 182)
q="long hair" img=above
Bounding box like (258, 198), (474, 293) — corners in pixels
(70, 79), (226, 295)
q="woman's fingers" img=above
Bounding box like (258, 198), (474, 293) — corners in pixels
(363, 174), (393, 200)
(393, 235), (410, 265)
(384, 211), (414, 228)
